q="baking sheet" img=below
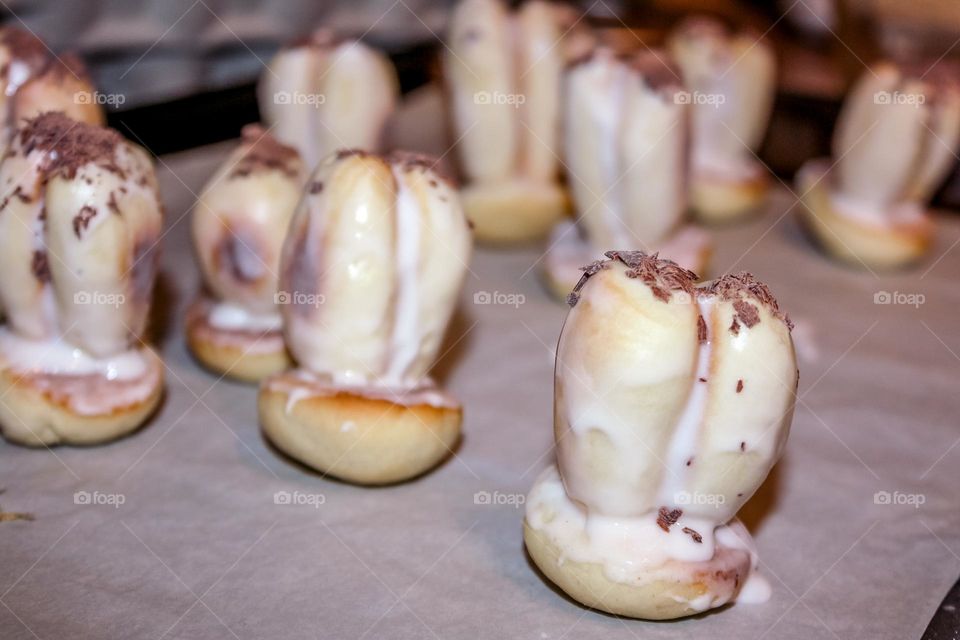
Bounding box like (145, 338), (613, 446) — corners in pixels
(2, 95), (960, 639)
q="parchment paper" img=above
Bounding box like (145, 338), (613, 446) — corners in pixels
(1, 89), (959, 639)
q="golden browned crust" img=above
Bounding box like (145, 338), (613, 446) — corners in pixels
(185, 297), (291, 383)
(258, 375), (462, 485)
(524, 521), (751, 620)
(462, 181), (571, 244)
(0, 348), (164, 447)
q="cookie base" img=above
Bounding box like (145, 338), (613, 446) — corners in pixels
(462, 180), (570, 245)
(259, 370), (462, 485)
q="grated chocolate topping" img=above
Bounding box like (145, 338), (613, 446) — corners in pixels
(18, 112), (123, 180)
(656, 506), (683, 532)
(386, 150), (456, 186)
(708, 272), (792, 331)
(567, 251), (697, 307)
(682, 527), (703, 543)
(72, 205), (97, 238)
(230, 124), (300, 179)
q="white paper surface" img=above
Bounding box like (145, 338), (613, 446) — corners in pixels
(2, 96), (959, 639)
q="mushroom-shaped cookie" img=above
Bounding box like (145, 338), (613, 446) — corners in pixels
(188, 125), (307, 381)
(542, 48), (711, 300)
(443, 0), (593, 243)
(258, 30), (399, 170)
(258, 150), (472, 484)
(667, 17), (776, 223)
(797, 63), (960, 268)
(525, 252), (797, 620)
(0, 28), (104, 155)
(0, 113), (164, 446)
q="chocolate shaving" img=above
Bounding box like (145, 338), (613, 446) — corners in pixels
(18, 112), (124, 181)
(31, 250), (49, 282)
(73, 205), (97, 238)
(697, 314), (707, 343)
(656, 506), (683, 532)
(698, 377), (707, 383)
(708, 272), (792, 330)
(736, 379), (743, 393)
(386, 150), (456, 186)
(308, 181), (324, 194)
(107, 191), (121, 215)
(682, 527), (703, 543)
(740, 441), (747, 452)
(730, 317), (741, 336)
(685, 457), (694, 466)
(230, 125), (300, 179)
(733, 299), (760, 328)
(567, 251), (697, 307)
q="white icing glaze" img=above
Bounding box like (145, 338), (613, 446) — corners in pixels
(692, 150), (761, 183)
(0, 328), (147, 381)
(528, 466), (770, 603)
(657, 296), (713, 506)
(829, 190), (924, 227)
(384, 165), (421, 385)
(208, 301), (282, 332)
(267, 368), (458, 415)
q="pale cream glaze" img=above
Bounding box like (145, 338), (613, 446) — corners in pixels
(667, 17), (776, 186)
(444, 0), (590, 186)
(192, 126), (306, 323)
(278, 152), (472, 389)
(264, 368), (459, 414)
(0, 115), (163, 360)
(831, 63), (960, 212)
(259, 33), (399, 169)
(563, 48), (687, 250)
(0, 329), (159, 416)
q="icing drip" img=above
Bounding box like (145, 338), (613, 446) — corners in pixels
(385, 165), (421, 385)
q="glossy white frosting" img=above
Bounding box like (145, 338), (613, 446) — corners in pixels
(0, 328), (147, 380)
(208, 301), (283, 333)
(527, 465), (768, 605)
(264, 368), (458, 414)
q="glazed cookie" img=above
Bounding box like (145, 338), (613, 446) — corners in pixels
(188, 125), (307, 381)
(443, 0), (593, 243)
(258, 30), (399, 170)
(259, 150), (472, 484)
(667, 17), (776, 224)
(0, 113), (164, 446)
(797, 63), (960, 268)
(542, 48), (711, 300)
(525, 251), (798, 619)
